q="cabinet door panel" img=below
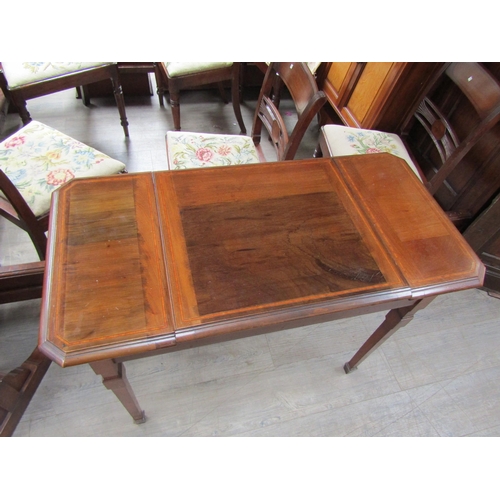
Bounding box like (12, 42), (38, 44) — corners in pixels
(346, 62), (395, 127)
(323, 63), (365, 111)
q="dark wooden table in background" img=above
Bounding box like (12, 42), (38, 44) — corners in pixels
(39, 155), (484, 423)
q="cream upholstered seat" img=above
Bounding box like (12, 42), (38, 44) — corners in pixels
(0, 120), (125, 258)
(165, 62), (233, 78)
(166, 62), (327, 171)
(320, 124), (423, 180)
(0, 62), (129, 136)
(1, 62), (109, 88)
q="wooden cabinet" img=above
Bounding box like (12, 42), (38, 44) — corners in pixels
(320, 62), (445, 132)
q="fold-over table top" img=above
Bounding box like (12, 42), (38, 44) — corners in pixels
(39, 155), (484, 366)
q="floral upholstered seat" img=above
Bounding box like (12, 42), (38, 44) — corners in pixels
(166, 131), (260, 170)
(321, 124), (423, 180)
(0, 120), (125, 217)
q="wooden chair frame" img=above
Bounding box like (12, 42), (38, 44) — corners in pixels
(252, 62), (327, 161)
(0, 261), (48, 437)
(0, 169), (48, 260)
(0, 63), (130, 137)
(155, 62), (246, 133)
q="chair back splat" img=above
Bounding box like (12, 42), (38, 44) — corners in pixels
(252, 62), (327, 161)
(401, 62), (500, 198)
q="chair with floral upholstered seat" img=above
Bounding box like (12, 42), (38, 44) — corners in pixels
(0, 62), (129, 137)
(155, 62), (246, 133)
(165, 62), (327, 170)
(0, 121), (126, 259)
(317, 62), (500, 226)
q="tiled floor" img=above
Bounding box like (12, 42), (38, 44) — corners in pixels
(1, 78), (500, 437)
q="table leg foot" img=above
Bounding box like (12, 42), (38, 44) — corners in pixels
(134, 411), (147, 424)
(90, 359), (144, 424)
(343, 362), (357, 374)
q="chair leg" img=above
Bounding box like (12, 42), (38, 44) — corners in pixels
(231, 72), (246, 134)
(10, 95), (31, 125)
(217, 82), (229, 104)
(157, 86), (165, 107)
(153, 65), (165, 107)
(80, 85), (91, 106)
(0, 348), (52, 437)
(110, 78), (130, 137)
(169, 90), (181, 131)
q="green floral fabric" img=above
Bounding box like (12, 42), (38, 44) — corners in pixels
(0, 121), (125, 217)
(166, 131), (260, 170)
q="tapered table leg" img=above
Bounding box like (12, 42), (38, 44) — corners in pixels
(344, 297), (435, 373)
(90, 359), (145, 424)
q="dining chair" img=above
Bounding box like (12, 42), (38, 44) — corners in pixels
(0, 62), (130, 137)
(317, 62), (500, 225)
(165, 62), (327, 170)
(155, 62), (246, 133)
(0, 120), (126, 260)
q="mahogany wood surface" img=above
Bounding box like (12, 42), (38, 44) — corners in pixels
(38, 155), (484, 422)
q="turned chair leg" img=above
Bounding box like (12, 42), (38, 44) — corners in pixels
(169, 89), (181, 131)
(110, 77), (129, 137)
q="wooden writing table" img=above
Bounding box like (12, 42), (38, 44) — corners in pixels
(39, 155), (484, 423)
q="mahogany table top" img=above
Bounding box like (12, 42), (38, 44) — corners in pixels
(39, 155), (484, 367)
